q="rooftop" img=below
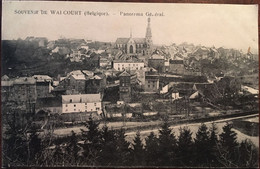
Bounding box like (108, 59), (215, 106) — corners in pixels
(113, 59), (144, 63)
(71, 74), (86, 80)
(13, 77), (36, 85)
(32, 75), (52, 82)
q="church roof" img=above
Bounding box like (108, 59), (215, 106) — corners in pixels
(115, 38), (129, 44)
(134, 38), (146, 44)
(115, 38), (146, 44)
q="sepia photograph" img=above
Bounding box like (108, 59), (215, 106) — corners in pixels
(1, 1), (259, 168)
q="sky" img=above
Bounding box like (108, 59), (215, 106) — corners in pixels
(2, 1), (258, 53)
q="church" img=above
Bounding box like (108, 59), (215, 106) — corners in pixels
(114, 17), (153, 56)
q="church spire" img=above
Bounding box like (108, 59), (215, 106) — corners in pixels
(145, 17), (152, 39)
(130, 28), (132, 38)
(145, 17), (153, 48)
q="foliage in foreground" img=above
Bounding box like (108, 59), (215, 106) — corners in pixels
(3, 117), (259, 167)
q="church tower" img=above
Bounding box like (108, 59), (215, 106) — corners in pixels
(145, 17), (153, 48)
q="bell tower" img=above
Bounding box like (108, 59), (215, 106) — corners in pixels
(145, 17), (153, 48)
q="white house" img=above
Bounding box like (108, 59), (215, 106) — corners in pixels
(113, 60), (144, 71)
(62, 93), (102, 114)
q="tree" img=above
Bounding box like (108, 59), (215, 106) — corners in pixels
(53, 145), (65, 166)
(237, 139), (259, 167)
(28, 128), (42, 165)
(157, 119), (177, 166)
(208, 122), (219, 166)
(98, 125), (118, 166)
(218, 123), (239, 167)
(131, 131), (145, 166)
(194, 123), (211, 166)
(176, 127), (194, 166)
(81, 116), (102, 166)
(65, 130), (80, 166)
(144, 132), (159, 166)
(114, 128), (131, 166)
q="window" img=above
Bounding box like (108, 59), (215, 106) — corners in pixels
(66, 109), (68, 112)
(66, 104), (68, 107)
(74, 109), (76, 111)
(70, 99), (72, 103)
(94, 103), (97, 106)
(74, 104), (76, 107)
(148, 85), (150, 88)
(96, 107), (100, 111)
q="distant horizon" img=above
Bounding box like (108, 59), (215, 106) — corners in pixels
(2, 1), (258, 54)
(2, 36), (257, 54)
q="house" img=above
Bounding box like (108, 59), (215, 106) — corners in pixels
(112, 60), (144, 71)
(192, 47), (210, 60)
(62, 93), (102, 114)
(13, 77), (37, 104)
(56, 70), (87, 95)
(85, 73), (106, 95)
(148, 53), (165, 73)
(69, 74), (86, 94)
(100, 57), (109, 67)
(119, 71), (132, 103)
(145, 74), (159, 93)
(32, 75), (53, 98)
(3, 77), (37, 112)
(169, 59), (185, 75)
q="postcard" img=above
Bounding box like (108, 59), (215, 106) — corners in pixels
(1, 1), (259, 168)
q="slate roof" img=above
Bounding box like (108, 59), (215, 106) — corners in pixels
(32, 75), (52, 82)
(119, 70), (130, 77)
(62, 94), (101, 103)
(71, 74), (86, 80)
(1, 75), (9, 81)
(150, 54), (164, 59)
(134, 38), (146, 44)
(1, 80), (14, 87)
(115, 38), (146, 44)
(13, 77), (36, 85)
(115, 38), (129, 44)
